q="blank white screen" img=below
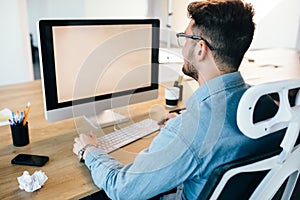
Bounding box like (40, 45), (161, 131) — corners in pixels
(52, 24), (152, 103)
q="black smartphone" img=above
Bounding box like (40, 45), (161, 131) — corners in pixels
(11, 154), (49, 167)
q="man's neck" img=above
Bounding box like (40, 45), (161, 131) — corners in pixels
(197, 65), (224, 86)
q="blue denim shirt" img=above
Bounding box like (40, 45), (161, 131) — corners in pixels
(85, 72), (280, 199)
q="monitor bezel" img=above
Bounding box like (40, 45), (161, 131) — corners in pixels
(38, 19), (160, 122)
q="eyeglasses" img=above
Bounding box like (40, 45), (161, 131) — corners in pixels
(176, 32), (214, 50)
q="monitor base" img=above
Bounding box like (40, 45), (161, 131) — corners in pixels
(83, 110), (129, 129)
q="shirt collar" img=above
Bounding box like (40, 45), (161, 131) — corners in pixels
(188, 71), (245, 103)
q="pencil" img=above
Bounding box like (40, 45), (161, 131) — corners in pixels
(23, 102), (30, 126)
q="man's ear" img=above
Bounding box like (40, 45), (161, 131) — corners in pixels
(195, 40), (208, 61)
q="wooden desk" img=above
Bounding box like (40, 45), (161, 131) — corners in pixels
(0, 80), (192, 200)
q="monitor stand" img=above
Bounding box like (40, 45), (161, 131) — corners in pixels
(83, 110), (129, 129)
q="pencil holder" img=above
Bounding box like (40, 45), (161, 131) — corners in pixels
(10, 122), (29, 147)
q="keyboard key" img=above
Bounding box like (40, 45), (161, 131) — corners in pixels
(97, 118), (159, 153)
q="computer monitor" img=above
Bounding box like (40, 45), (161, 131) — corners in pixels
(37, 19), (160, 127)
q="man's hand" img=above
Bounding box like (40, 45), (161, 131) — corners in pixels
(73, 132), (98, 159)
(157, 112), (178, 128)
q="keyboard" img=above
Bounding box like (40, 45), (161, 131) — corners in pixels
(97, 118), (160, 153)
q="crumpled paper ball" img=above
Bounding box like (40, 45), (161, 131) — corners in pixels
(17, 170), (48, 192)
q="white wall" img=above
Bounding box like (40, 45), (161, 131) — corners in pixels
(85, 0), (148, 18)
(27, 0), (85, 47)
(297, 19), (300, 50)
(250, 0), (300, 50)
(177, 0), (300, 51)
(0, 0), (33, 86)
(147, 0), (189, 47)
(1, 0), (299, 86)
(27, 0), (300, 50)
(27, 0), (147, 47)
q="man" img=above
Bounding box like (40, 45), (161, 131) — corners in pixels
(73, 1), (283, 199)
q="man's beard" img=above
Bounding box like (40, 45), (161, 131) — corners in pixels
(182, 44), (198, 81)
(182, 60), (198, 81)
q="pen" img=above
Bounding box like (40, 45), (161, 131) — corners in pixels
(19, 112), (23, 124)
(11, 112), (16, 124)
(169, 108), (186, 114)
(15, 111), (20, 124)
(9, 119), (15, 126)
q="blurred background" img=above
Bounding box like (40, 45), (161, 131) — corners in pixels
(0, 0), (299, 85)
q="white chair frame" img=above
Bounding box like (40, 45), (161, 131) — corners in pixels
(209, 78), (300, 200)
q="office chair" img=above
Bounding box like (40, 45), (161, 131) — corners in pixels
(198, 79), (300, 200)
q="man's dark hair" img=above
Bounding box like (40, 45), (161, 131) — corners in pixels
(188, 0), (255, 72)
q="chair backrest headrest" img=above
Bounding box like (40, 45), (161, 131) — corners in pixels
(237, 79), (300, 156)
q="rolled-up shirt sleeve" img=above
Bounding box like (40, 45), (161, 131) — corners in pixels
(84, 114), (200, 200)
